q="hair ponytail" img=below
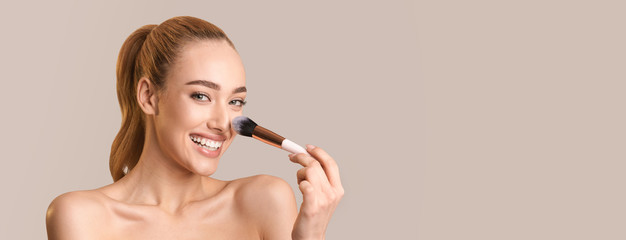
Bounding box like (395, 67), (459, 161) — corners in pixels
(110, 24), (156, 181)
(109, 17), (233, 182)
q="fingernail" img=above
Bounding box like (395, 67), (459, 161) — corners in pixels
(288, 153), (295, 158)
(306, 144), (316, 150)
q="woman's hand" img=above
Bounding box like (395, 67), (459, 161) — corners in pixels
(289, 145), (344, 240)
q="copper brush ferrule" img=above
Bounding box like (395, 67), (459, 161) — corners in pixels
(251, 125), (285, 148)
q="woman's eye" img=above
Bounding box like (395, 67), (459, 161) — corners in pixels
(229, 99), (247, 107)
(191, 93), (210, 101)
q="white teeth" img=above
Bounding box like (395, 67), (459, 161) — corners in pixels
(190, 135), (223, 150)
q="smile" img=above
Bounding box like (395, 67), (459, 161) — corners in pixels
(190, 134), (224, 151)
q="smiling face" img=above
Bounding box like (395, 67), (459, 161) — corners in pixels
(149, 40), (246, 176)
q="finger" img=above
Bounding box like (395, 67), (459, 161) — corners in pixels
(298, 180), (316, 207)
(297, 166), (329, 192)
(306, 145), (343, 187)
(296, 167), (306, 184)
(289, 152), (317, 167)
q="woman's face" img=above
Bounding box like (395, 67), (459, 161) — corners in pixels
(151, 40), (246, 176)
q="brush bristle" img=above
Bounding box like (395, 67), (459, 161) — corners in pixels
(232, 116), (257, 137)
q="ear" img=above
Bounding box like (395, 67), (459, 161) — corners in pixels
(136, 77), (159, 115)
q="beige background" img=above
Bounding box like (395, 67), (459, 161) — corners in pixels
(0, 0), (624, 239)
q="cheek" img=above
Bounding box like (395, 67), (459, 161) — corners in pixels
(224, 113), (241, 143)
(173, 103), (203, 127)
(157, 97), (205, 136)
(227, 112), (242, 134)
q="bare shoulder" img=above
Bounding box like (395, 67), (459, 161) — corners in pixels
(231, 174), (296, 209)
(229, 175), (297, 238)
(46, 190), (108, 239)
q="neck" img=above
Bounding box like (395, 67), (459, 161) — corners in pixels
(115, 132), (220, 214)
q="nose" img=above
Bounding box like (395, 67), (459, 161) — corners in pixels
(206, 103), (230, 133)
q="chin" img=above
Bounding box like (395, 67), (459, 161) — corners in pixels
(190, 158), (220, 176)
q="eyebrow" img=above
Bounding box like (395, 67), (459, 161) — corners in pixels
(233, 86), (247, 94)
(186, 80), (247, 94)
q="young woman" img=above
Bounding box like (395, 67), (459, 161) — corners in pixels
(46, 16), (343, 240)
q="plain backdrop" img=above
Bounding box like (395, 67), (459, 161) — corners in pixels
(0, 0), (624, 239)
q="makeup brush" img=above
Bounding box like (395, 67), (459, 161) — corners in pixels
(232, 116), (307, 154)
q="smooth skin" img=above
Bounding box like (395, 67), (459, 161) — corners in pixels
(46, 40), (343, 240)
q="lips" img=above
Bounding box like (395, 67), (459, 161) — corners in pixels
(189, 133), (226, 158)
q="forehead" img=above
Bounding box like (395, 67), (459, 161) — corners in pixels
(165, 40), (245, 89)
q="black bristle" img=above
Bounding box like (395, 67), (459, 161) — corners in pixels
(232, 116), (257, 137)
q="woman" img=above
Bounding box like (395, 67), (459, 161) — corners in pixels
(46, 16), (344, 239)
